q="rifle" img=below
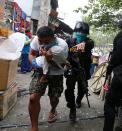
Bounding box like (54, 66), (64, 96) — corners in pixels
(74, 50), (90, 108)
(86, 93), (90, 108)
(81, 67), (91, 108)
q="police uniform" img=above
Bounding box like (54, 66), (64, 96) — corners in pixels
(64, 22), (94, 120)
(103, 31), (122, 131)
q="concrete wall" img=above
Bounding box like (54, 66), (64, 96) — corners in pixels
(38, 0), (51, 28)
(31, 0), (41, 20)
(31, 0), (51, 34)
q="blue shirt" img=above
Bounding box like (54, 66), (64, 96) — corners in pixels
(21, 36), (30, 54)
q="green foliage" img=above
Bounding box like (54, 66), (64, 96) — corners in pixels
(74, 0), (122, 31)
(90, 28), (117, 46)
(100, 0), (122, 9)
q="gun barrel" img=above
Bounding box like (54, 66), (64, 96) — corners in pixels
(86, 94), (90, 108)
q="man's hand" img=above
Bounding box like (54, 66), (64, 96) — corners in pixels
(76, 42), (85, 52)
(40, 48), (53, 62)
(45, 50), (53, 62)
(70, 42), (86, 52)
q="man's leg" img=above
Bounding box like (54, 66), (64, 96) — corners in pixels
(115, 105), (122, 131)
(76, 78), (88, 108)
(47, 75), (63, 122)
(103, 99), (116, 131)
(28, 93), (41, 131)
(76, 84), (84, 108)
(103, 76), (122, 131)
(49, 96), (59, 113)
(65, 76), (76, 108)
(47, 96), (59, 123)
(65, 76), (76, 120)
(29, 68), (47, 131)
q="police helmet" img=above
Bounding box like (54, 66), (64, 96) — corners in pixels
(74, 21), (89, 34)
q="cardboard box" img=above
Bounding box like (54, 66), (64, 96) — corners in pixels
(0, 83), (17, 120)
(0, 59), (18, 91)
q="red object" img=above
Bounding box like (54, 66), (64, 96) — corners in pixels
(103, 84), (109, 92)
(26, 32), (32, 39)
(14, 2), (18, 11)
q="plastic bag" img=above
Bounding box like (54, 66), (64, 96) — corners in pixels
(0, 32), (26, 60)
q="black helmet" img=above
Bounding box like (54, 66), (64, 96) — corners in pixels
(74, 21), (89, 34)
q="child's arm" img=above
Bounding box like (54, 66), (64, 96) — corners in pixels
(35, 56), (44, 68)
(24, 39), (31, 45)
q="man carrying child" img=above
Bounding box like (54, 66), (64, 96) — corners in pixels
(28, 26), (68, 131)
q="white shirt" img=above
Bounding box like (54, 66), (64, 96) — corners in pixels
(31, 36), (68, 52)
(30, 36), (68, 75)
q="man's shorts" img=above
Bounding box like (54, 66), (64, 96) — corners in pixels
(29, 71), (63, 97)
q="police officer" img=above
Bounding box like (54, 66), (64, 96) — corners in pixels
(115, 104), (122, 131)
(65, 22), (94, 121)
(103, 21), (122, 131)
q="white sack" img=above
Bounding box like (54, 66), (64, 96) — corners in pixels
(0, 32), (26, 60)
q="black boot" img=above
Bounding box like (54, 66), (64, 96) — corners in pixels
(76, 98), (82, 108)
(69, 108), (76, 121)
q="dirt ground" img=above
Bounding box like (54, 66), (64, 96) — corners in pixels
(0, 71), (106, 131)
